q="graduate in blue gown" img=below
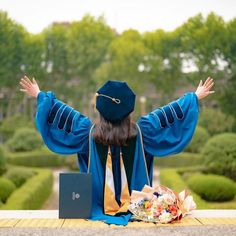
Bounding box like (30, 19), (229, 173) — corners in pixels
(19, 76), (215, 226)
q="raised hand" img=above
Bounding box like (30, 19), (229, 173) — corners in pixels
(195, 77), (215, 100)
(19, 75), (41, 98)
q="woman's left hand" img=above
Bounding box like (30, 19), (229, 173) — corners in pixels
(195, 77), (215, 100)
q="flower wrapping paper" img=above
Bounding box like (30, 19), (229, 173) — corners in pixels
(128, 184), (196, 223)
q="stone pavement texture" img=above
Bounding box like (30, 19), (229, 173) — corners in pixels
(0, 210), (236, 236)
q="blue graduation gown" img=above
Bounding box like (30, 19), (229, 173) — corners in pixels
(35, 90), (199, 226)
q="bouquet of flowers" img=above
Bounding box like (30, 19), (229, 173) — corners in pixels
(128, 184), (196, 224)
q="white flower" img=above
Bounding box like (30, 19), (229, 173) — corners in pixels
(162, 194), (175, 205)
(159, 212), (173, 223)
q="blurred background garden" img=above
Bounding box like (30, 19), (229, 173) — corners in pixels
(0, 0), (236, 211)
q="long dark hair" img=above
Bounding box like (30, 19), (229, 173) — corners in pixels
(93, 113), (137, 146)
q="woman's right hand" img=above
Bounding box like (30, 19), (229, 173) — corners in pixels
(19, 75), (41, 98)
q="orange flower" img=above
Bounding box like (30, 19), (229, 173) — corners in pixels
(144, 201), (152, 209)
(156, 205), (163, 213)
(169, 205), (178, 216)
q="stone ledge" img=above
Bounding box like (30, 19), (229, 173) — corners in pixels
(1, 210), (236, 219)
(0, 210), (236, 229)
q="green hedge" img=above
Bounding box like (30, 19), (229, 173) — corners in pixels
(6, 147), (66, 167)
(3, 166), (37, 187)
(6, 127), (43, 152)
(198, 108), (235, 135)
(202, 133), (236, 181)
(187, 174), (236, 202)
(0, 177), (16, 203)
(0, 144), (6, 175)
(185, 126), (210, 153)
(154, 152), (203, 168)
(159, 168), (236, 209)
(0, 114), (34, 142)
(0, 166), (53, 210)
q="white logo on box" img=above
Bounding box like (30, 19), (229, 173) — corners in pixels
(72, 192), (80, 200)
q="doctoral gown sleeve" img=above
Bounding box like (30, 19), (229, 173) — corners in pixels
(137, 92), (200, 157)
(35, 90), (93, 155)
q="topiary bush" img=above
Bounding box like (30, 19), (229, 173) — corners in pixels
(0, 168), (53, 210)
(0, 177), (16, 203)
(7, 147), (66, 167)
(3, 166), (36, 187)
(202, 133), (236, 181)
(154, 152), (203, 168)
(185, 126), (210, 153)
(0, 113), (34, 142)
(187, 174), (236, 202)
(0, 144), (6, 175)
(198, 108), (235, 135)
(6, 127), (43, 152)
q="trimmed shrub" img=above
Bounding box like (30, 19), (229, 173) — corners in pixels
(0, 114), (34, 142)
(0, 177), (16, 203)
(4, 166), (36, 187)
(0, 167), (53, 209)
(202, 133), (236, 181)
(0, 144), (6, 175)
(154, 152), (203, 168)
(6, 147), (65, 167)
(198, 108), (235, 135)
(187, 174), (236, 202)
(6, 127), (43, 152)
(185, 126), (210, 153)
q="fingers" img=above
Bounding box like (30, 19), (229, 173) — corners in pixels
(204, 77), (213, 87)
(206, 81), (214, 90)
(20, 81), (30, 89)
(20, 77), (31, 88)
(198, 80), (203, 87)
(24, 75), (33, 86)
(32, 77), (38, 85)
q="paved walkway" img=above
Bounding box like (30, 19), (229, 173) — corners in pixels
(0, 210), (236, 236)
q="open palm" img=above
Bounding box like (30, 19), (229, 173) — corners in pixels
(195, 77), (215, 100)
(19, 75), (41, 98)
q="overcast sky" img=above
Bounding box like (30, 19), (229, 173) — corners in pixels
(0, 0), (235, 34)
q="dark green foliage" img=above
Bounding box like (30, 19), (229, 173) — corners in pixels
(185, 126), (210, 153)
(0, 167), (53, 210)
(6, 127), (43, 152)
(154, 152), (203, 168)
(198, 108), (235, 136)
(187, 174), (236, 202)
(0, 144), (6, 175)
(202, 133), (236, 181)
(3, 166), (36, 187)
(0, 177), (16, 203)
(6, 147), (66, 167)
(160, 168), (236, 209)
(1, 10), (236, 121)
(0, 114), (34, 142)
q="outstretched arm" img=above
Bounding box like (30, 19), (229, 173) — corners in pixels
(19, 75), (92, 155)
(137, 77), (215, 157)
